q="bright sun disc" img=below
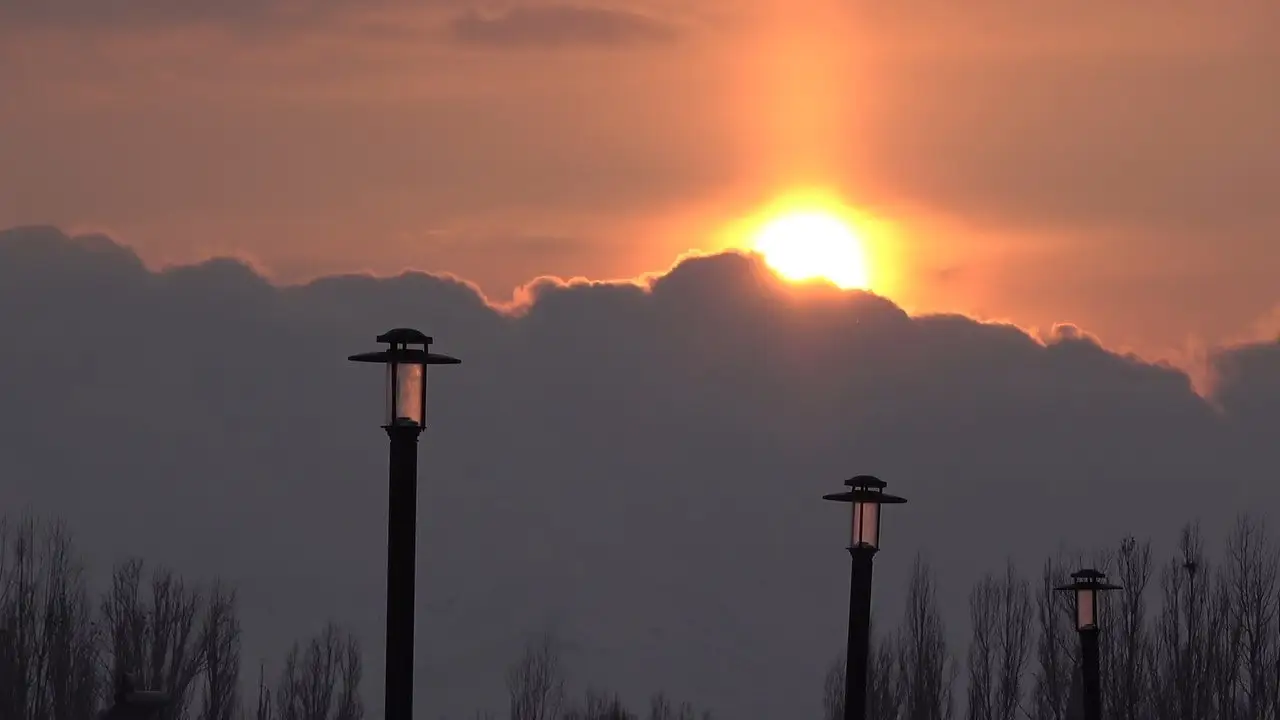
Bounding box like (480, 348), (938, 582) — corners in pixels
(753, 211), (871, 290)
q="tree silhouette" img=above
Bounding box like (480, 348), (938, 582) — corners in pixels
(0, 517), (98, 720)
(506, 632), (567, 720)
(256, 623), (363, 720)
(0, 514), (364, 720)
(898, 556), (956, 720)
(967, 561), (1032, 720)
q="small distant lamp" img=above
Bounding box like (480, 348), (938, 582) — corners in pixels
(1057, 568), (1120, 631)
(1057, 568), (1121, 720)
(97, 673), (170, 720)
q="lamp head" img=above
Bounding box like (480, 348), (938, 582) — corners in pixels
(822, 474), (907, 550)
(349, 327), (460, 430)
(103, 673), (171, 720)
(1055, 568), (1122, 631)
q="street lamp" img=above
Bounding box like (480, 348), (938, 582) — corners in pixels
(350, 328), (460, 720)
(96, 673), (170, 720)
(1057, 568), (1121, 720)
(823, 475), (907, 720)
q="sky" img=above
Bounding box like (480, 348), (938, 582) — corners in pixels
(3, 1), (1280, 718)
(3, 0), (1280, 357)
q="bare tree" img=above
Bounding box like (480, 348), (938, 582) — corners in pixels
(1100, 537), (1152, 720)
(868, 636), (900, 720)
(1227, 516), (1279, 720)
(1031, 558), (1075, 720)
(647, 692), (700, 720)
(100, 559), (208, 719)
(967, 561), (1032, 720)
(256, 663), (273, 720)
(0, 516), (100, 720)
(0, 514), (365, 720)
(823, 631), (897, 720)
(969, 583), (995, 720)
(823, 656), (845, 720)
(561, 690), (634, 720)
(506, 632), (566, 720)
(1145, 518), (1280, 720)
(1177, 526), (1212, 720)
(1207, 566), (1243, 720)
(898, 556), (955, 720)
(1151, 525), (1212, 720)
(196, 583), (241, 720)
(265, 622), (364, 720)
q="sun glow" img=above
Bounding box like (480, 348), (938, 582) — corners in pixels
(752, 208), (872, 290)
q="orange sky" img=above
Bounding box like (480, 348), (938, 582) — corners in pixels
(2, 0), (1279, 359)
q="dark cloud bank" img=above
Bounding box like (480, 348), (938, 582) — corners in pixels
(1, 225), (1276, 718)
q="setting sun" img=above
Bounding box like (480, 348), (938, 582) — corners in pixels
(752, 210), (871, 290)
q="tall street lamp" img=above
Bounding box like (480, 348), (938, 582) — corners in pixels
(1057, 568), (1121, 720)
(823, 475), (907, 720)
(350, 328), (460, 720)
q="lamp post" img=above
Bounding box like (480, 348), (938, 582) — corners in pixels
(1057, 568), (1121, 720)
(96, 673), (170, 720)
(823, 475), (907, 720)
(350, 328), (460, 720)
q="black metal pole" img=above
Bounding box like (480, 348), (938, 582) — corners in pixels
(385, 424), (423, 720)
(1080, 627), (1101, 720)
(844, 546), (875, 720)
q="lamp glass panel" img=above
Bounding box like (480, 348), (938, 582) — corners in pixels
(1076, 587), (1097, 630)
(388, 362), (425, 426)
(852, 501), (880, 548)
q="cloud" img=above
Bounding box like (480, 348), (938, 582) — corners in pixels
(449, 4), (678, 48)
(1, 225), (1277, 718)
(0, 0), (283, 29)
(0, 0), (387, 31)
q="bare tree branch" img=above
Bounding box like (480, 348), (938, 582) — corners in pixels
(0, 516), (100, 720)
(197, 583), (241, 720)
(968, 561), (1032, 720)
(272, 622), (364, 720)
(898, 555), (956, 720)
(506, 632), (566, 720)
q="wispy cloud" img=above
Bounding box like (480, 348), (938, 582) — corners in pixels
(449, 4), (678, 49)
